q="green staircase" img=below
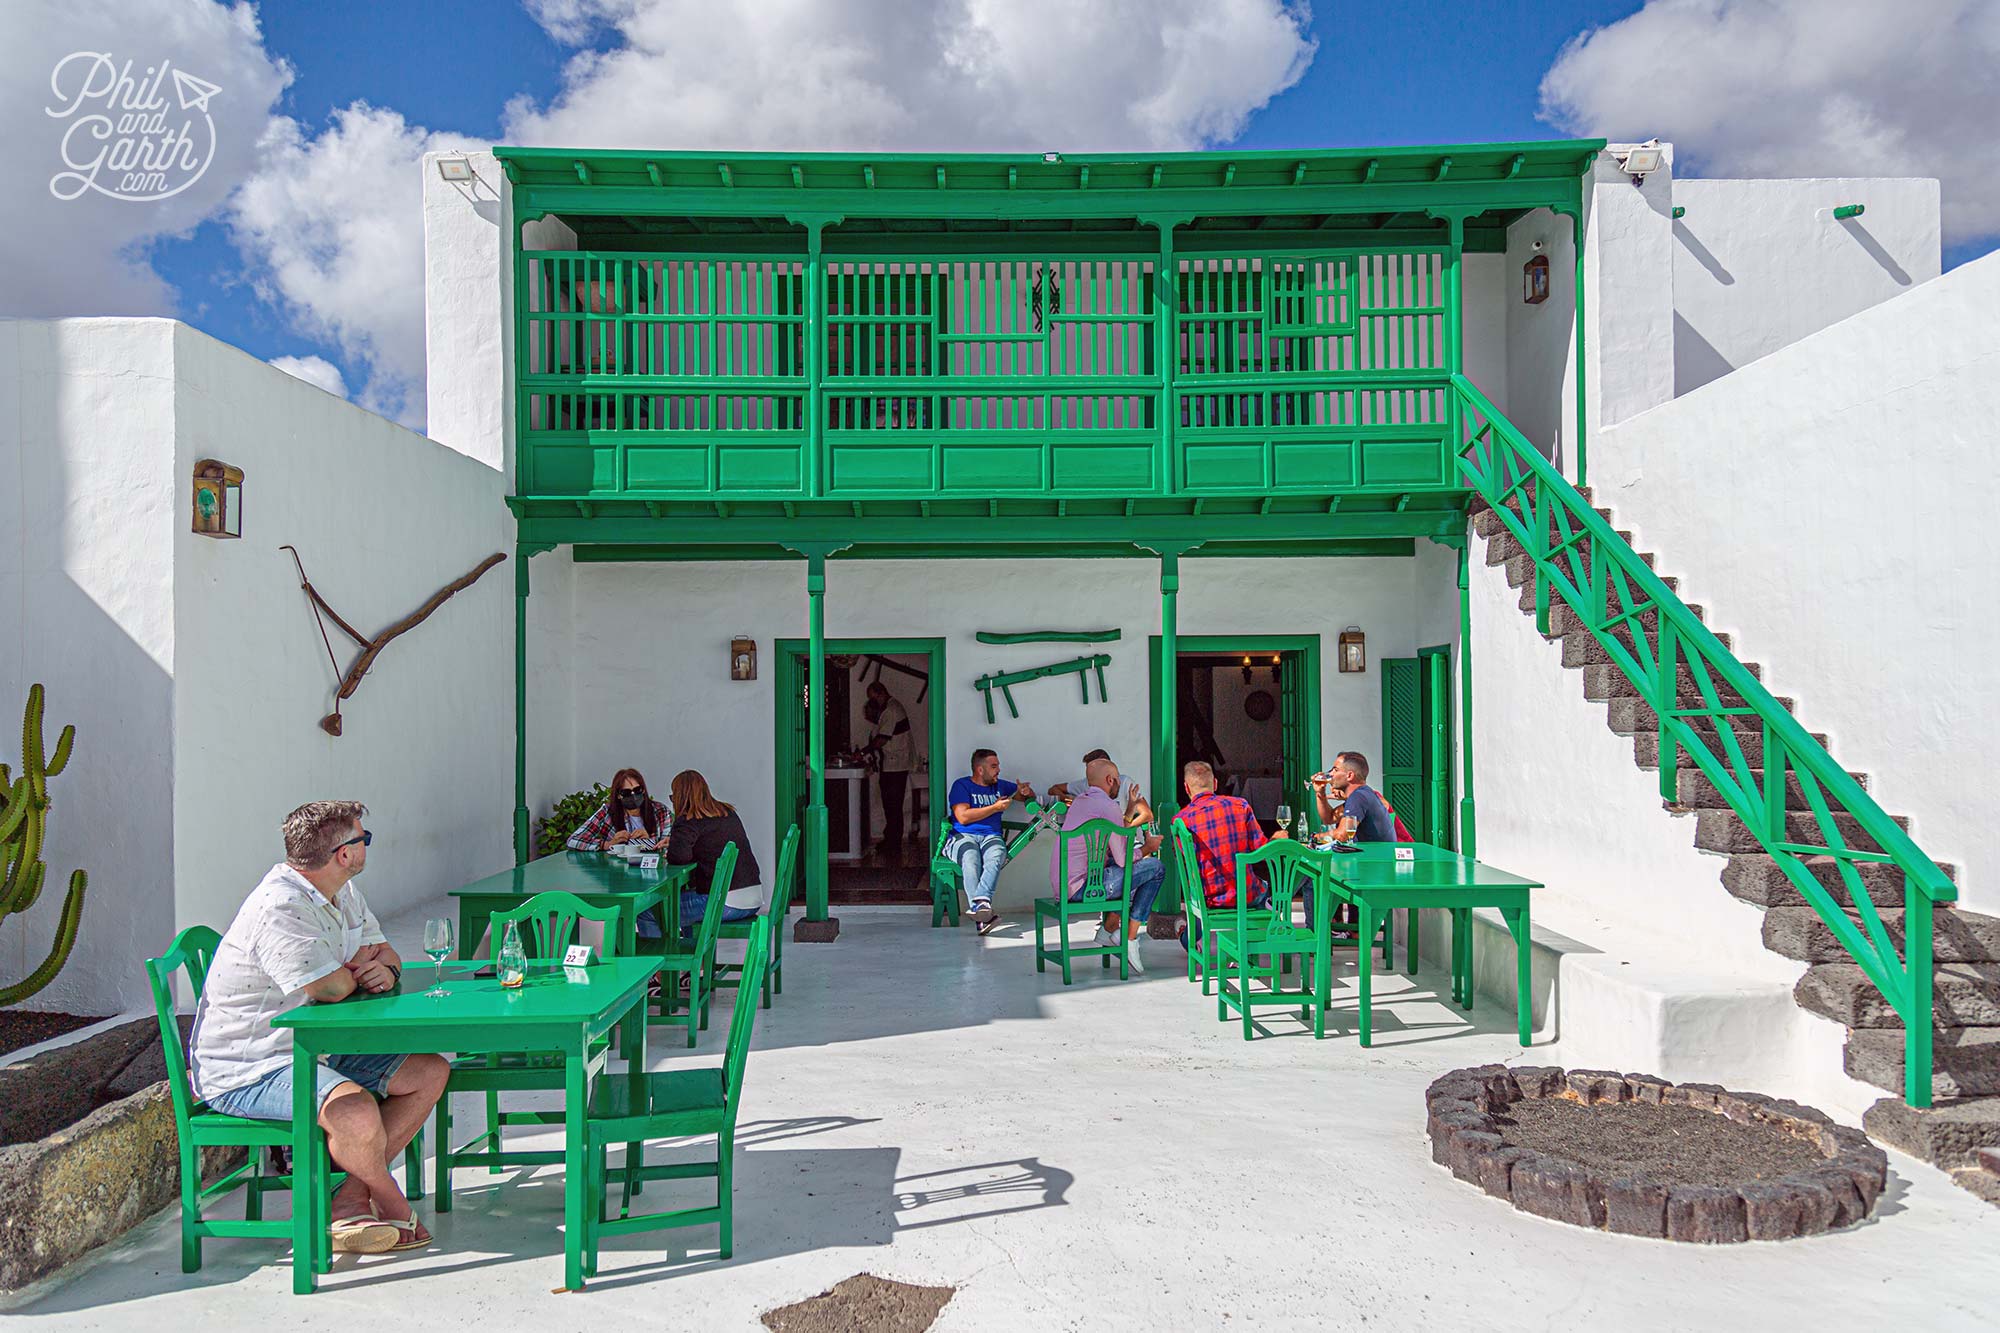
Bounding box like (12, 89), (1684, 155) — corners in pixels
(1451, 374), (1959, 1110)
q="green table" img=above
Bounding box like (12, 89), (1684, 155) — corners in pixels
(450, 852), (692, 960)
(1315, 841), (1539, 1047)
(274, 956), (659, 1294)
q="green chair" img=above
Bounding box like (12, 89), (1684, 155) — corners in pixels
(649, 841), (738, 1047)
(434, 891), (622, 1211)
(1215, 840), (1332, 1040)
(928, 821), (962, 927)
(753, 825), (801, 1007)
(580, 911), (771, 1277)
(1171, 823), (1223, 995)
(1033, 818), (1137, 985)
(717, 825), (798, 1005)
(145, 925), (424, 1272)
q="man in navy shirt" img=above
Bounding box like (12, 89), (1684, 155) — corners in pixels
(947, 749), (1036, 934)
(1313, 750), (1399, 842)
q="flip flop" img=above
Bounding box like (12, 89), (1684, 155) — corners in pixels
(383, 1213), (433, 1252)
(328, 1213), (398, 1254)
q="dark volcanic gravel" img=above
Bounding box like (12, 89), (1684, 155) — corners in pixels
(0, 1010), (103, 1057)
(1493, 1098), (1825, 1187)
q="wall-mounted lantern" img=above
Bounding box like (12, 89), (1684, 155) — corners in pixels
(1522, 253), (1550, 305)
(192, 459), (243, 538)
(1337, 627), (1366, 674)
(731, 635), (757, 681)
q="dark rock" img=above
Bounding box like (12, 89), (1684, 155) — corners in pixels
(1601, 1175), (1670, 1238)
(1753, 1098), (1833, 1130)
(1448, 1130), (1505, 1184)
(1507, 1066), (1568, 1098)
(1510, 1157), (1606, 1227)
(1664, 1082), (1725, 1110)
(1565, 1069), (1631, 1104)
(1863, 1095), (2000, 1171)
(1665, 1184), (1749, 1244)
(1843, 1156), (1888, 1213)
(1775, 1175), (1843, 1236)
(1430, 1111), (1490, 1166)
(1477, 1146), (1534, 1200)
(1624, 1074), (1673, 1106)
(1805, 1166), (1867, 1226)
(1739, 1182), (1810, 1241)
(1425, 1097), (1483, 1139)
(1718, 1089), (1776, 1124)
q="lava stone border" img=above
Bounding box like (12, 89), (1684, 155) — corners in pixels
(1426, 1065), (1889, 1242)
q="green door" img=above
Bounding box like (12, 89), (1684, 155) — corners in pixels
(1279, 650), (1309, 827)
(1420, 647), (1455, 848)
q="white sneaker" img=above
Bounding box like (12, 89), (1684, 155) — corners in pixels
(1091, 927), (1117, 950)
(1126, 937), (1147, 974)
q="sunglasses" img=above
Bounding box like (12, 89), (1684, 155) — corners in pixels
(338, 830), (373, 850)
(619, 787), (647, 797)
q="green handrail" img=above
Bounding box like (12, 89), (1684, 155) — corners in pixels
(1450, 373), (1954, 1108)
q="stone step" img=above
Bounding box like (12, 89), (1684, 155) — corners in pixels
(1675, 768), (1868, 811)
(1980, 1146), (2000, 1176)
(1953, 1165), (2000, 1205)
(1794, 962), (2000, 1029)
(1634, 728), (1834, 770)
(1561, 626), (1735, 668)
(1845, 1027), (2000, 1099)
(1863, 1095), (2000, 1172)
(1549, 599), (1707, 638)
(1606, 693), (1797, 737)
(1694, 808), (1904, 856)
(1581, 662), (1762, 708)
(1763, 907), (2000, 964)
(1721, 853), (1953, 909)
(1506, 553), (1674, 598)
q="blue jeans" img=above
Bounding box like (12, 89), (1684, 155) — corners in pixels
(1071, 855), (1165, 925)
(203, 1050), (407, 1120)
(670, 890), (758, 943)
(952, 834), (1006, 907)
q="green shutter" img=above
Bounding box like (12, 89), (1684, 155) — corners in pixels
(1379, 657), (1423, 835)
(1421, 648), (1455, 848)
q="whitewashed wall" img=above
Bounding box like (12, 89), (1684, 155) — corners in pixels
(548, 556), (1431, 906)
(170, 323), (518, 941)
(0, 319), (178, 1013)
(1670, 178), (1940, 396)
(1591, 251), (2000, 915)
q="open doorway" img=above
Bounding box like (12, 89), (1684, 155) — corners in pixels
(773, 638), (945, 906)
(1149, 634), (1322, 909)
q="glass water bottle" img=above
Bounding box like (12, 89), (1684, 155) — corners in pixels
(498, 919), (528, 989)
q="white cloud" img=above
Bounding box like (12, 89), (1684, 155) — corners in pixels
(226, 105), (481, 428)
(505, 0), (1316, 151)
(0, 0), (290, 316)
(268, 353), (348, 398)
(1540, 0), (2000, 249)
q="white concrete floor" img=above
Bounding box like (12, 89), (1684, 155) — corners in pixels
(14, 905), (2000, 1331)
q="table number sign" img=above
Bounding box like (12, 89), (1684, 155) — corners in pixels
(562, 943), (595, 967)
(638, 854), (660, 869)
(1395, 846), (1416, 862)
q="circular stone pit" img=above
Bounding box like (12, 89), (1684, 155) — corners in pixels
(1425, 1065), (1889, 1243)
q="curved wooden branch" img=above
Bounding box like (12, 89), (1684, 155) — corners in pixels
(317, 552), (507, 735)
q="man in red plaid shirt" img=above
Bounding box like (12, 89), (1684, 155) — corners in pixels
(1172, 761), (1273, 955)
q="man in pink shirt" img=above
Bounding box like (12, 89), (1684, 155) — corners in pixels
(1050, 757), (1164, 972)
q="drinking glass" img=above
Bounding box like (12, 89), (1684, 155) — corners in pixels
(1274, 803), (1293, 835)
(423, 917), (455, 997)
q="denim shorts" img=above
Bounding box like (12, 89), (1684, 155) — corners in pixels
(203, 1051), (408, 1121)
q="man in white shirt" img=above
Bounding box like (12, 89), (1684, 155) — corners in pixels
(865, 680), (915, 857)
(189, 801), (448, 1255)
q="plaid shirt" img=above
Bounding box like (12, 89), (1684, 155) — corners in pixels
(565, 797), (673, 852)
(1172, 791), (1267, 907)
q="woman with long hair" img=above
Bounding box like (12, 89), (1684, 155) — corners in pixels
(665, 769), (764, 941)
(564, 767), (673, 852)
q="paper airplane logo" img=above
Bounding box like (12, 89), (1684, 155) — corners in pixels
(172, 69), (219, 113)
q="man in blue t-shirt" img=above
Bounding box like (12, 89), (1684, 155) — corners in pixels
(1313, 750), (1399, 842)
(946, 748), (1036, 935)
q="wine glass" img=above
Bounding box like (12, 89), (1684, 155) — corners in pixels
(1274, 802), (1293, 836)
(423, 917), (455, 997)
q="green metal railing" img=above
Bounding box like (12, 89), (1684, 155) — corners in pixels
(1451, 373), (1954, 1107)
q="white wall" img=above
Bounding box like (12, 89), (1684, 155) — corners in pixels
(1504, 208), (1579, 457)
(553, 556), (1431, 906)
(0, 320), (178, 1013)
(1588, 148), (1677, 436)
(1592, 251), (2000, 915)
(170, 323), (518, 937)
(422, 150), (508, 466)
(1670, 178), (1940, 396)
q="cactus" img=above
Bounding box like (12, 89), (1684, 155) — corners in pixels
(0, 685), (87, 1008)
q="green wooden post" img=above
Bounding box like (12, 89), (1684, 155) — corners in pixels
(1158, 552), (1180, 823)
(513, 548), (531, 863)
(1904, 884), (1934, 1108)
(1456, 541), (1477, 860)
(804, 551), (829, 921)
(1149, 217), (1185, 494)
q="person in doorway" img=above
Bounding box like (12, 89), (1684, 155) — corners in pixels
(947, 749), (1036, 936)
(864, 680), (914, 859)
(189, 802), (449, 1256)
(1053, 756), (1166, 972)
(566, 767), (674, 852)
(1313, 751), (1398, 843)
(1045, 749), (1153, 827)
(1173, 760), (1272, 954)
(665, 769), (765, 942)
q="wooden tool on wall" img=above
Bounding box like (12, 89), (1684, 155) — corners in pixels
(282, 545), (507, 736)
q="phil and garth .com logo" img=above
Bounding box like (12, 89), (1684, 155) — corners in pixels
(46, 52), (221, 203)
